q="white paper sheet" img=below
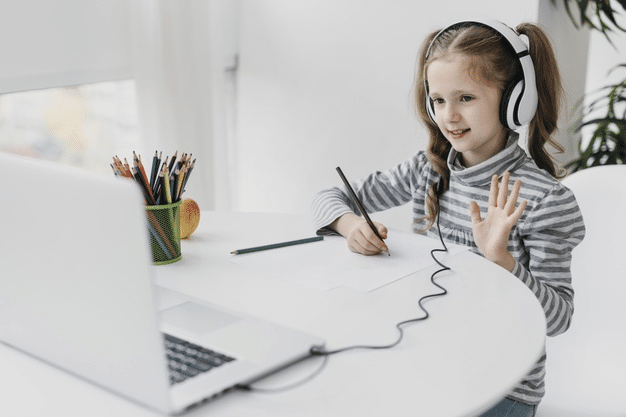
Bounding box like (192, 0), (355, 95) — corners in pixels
(229, 230), (468, 292)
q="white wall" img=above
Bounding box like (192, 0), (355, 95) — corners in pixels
(235, 0), (539, 229)
(586, 32), (626, 91)
(537, 0), (591, 168)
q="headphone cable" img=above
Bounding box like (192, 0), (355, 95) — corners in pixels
(239, 184), (450, 392)
(312, 188), (450, 357)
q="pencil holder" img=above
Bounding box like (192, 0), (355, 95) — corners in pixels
(145, 200), (182, 265)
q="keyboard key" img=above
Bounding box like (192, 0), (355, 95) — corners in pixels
(162, 333), (236, 385)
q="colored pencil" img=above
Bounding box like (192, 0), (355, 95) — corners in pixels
(146, 211), (177, 258)
(132, 166), (156, 205)
(163, 166), (172, 204)
(230, 236), (324, 255)
(110, 150), (195, 205)
(149, 150), (159, 189)
(168, 150), (178, 173)
(181, 158), (195, 195)
(134, 157), (155, 204)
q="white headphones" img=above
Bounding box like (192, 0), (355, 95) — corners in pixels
(424, 19), (538, 130)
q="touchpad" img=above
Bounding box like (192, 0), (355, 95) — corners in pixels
(159, 302), (242, 336)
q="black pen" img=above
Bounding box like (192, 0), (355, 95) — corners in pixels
(231, 236), (324, 255)
(336, 167), (390, 256)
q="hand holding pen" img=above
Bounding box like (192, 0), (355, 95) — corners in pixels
(333, 212), (390, 256)
(334, 167), (390, 256)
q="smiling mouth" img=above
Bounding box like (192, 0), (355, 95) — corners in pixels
(449, 128), (470, 138)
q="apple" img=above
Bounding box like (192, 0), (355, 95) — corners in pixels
(180, 198), (200, 239)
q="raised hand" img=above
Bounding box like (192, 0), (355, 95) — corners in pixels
(469, 171), (527, 271)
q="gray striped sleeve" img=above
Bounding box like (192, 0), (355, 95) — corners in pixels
(312, 152), (428, 233)
(515, 182), (585, 337)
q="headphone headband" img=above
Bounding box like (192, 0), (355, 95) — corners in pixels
(424, 19), (538, 130)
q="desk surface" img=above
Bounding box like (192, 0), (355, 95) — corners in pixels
(0, 211), (546, 417)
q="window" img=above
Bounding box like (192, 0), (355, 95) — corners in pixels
(0, 79), (140, 174)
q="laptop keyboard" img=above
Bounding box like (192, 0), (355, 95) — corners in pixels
(163, 333), (236, 385)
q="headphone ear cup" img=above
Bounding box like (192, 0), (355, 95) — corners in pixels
(499, 79), (523, 129)
(426, 96), (437, 124)
(424, 81), (437, 124)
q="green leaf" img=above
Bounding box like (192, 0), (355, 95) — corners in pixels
(599, 1), (618, 26)
(562, 0), (581, 28)
(579, 0), (591, 24)
(579, 118), (626, 129)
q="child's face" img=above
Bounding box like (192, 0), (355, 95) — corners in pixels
(427, 53), (508, 167)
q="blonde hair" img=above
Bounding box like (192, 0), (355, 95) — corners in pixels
(414, 22), (564, 230)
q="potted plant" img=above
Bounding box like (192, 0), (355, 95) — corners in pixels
(551, 0), (626, 171)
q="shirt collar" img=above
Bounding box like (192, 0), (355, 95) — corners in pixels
(447, 131), (528, 187)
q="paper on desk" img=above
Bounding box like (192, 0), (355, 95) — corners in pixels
(229, 230), (468, 292)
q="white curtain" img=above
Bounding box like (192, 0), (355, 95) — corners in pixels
(128, 0), (238, 210)
(0, 0), (131, 93)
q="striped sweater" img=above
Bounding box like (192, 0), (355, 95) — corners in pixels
(312, 132), (585, 406)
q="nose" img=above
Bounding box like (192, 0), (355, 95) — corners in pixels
(441, 103), (460, 124)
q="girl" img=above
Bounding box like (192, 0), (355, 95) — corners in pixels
(312, 20), (585, 416)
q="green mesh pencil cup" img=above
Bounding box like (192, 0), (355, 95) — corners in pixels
(146, 200), (182, 265)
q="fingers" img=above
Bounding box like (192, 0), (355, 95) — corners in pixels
(348, 234), (384, 255)
(482, 172), (527, 224)
(469, 201), (482, 225)
(376, 223), (388, 240)
(511, 199), (528, 223)
(365, 222), (389, 254)
(497, 172), (510, 208)
(347, 221), (388, 256)
(505, 178), (523, 215)
(484, 173), (519, 228)
(488, 174), (499, 207)
(490, 172), (525, 212)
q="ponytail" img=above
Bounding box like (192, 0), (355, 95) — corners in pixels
(517, 23), (565, 178)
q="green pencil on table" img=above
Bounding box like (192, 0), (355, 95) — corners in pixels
(230, 236), (324, 255)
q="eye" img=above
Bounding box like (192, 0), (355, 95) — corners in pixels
(432, 97), (444, 105)
(460, 95), (474, 102)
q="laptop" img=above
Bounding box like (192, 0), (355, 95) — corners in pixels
(0, 152), (324, 414)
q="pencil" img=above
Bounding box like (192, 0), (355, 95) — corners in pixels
(163, 165), (172, 204)
(110, 150), (195, 206)
(134, 156), (156, 204)
(181, 158), (195, 195)
(176, 164), (187, 201)
(230, 236), (324, 255)
(154, 170), (164, 204)
(123, 158), (131, 177)
(113, 156), (131, 178)
(147, 211), (177, 258)
(172, 166), (181, 202)
(178, 152), (187, 170)
(110, 163), (121, 176)
(131, 166), (155, 205)
(336, 166), (390, 256)
(168, 150), (178, 173)
(150, 150), (159, 189)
